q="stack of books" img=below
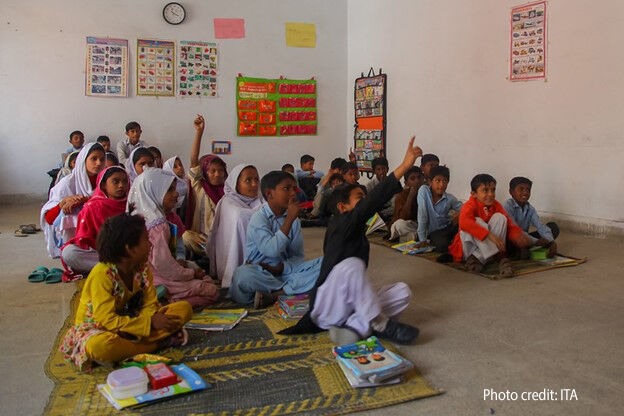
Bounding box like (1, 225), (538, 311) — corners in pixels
(276, 294), (309, 319)
(333, 336), (413, 388)
(391, 240), (435, 255)
(184, 308), (247, 331)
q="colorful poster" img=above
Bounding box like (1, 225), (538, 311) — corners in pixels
(354, 73), (386, 171)
(510, 1), (546, 81)
(236, 76), (317, 137)
(212, 140), (231, 155)
(85, 37), (128, 97)
(285, 22), (316, 48)
(178, 41), (218, 97)
(214, 18), (245, 39)
(137, 39), (175, 96)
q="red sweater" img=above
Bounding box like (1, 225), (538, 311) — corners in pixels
(448, 196), (523, 262)
(44, 175), (97, 225)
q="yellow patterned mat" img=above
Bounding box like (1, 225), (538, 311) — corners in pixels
(44, 287), (442, 415)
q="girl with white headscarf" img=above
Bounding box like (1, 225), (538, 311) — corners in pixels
(40, 143), (106, 258)
(162, 155), (189, 212)
(209, 164), (264, 288)
(128, 168), (218, 308)
(125, 147), (154, 183)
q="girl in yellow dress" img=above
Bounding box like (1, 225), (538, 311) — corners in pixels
(60, 213), (192, 370)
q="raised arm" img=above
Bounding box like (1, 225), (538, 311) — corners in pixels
(190, 114), (205, 168)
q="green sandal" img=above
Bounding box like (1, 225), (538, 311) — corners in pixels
(28, 266), (49, 283)
(45, 268), (64, 284)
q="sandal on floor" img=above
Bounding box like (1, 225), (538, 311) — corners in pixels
(45, 268), (64, 284)
(498, 258), (514, 278)
(14, 229), (29, 237)
(28, 266), (49, 283)
(465, 255), (484, 273)
(18, 224), (39, 234)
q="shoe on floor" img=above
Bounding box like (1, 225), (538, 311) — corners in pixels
(373, 319), (420, 345)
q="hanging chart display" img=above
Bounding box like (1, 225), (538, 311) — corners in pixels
(178, 40), (218, 97)
(353, 68), (387, 175)
(510, 1), (546, 81)
(236, 76), (317, 136)
(137, 39), (175, 96)
(85, 37), (128, 97)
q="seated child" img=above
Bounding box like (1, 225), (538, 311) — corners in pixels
(281, 163), (308, 202)
(503, 177), (559, 257)
(311, 158), (349, 216)
(279, 137), (423, 345)
(366, 157), (394, 223)
(105, 151), (119, 167)
(41, 143), (106, 258)
(59, 214), (192, 370)
(128, 168), (219, 308)
(420, 153), (439, 179)
(390, 166), (425, 242)
(416, 165), (463, 253)
(313, 173), (344, 220)
(62, 130), (85, 164)
(147, 146), (164, 168)
(61, 166), (129, 276)
(295, 154), (324, 179)
(187, 114), (227, 234)
(343, 162), (361, 186)
(96, 135), (111, 153)
(116, 121), (147, 165)
(126, 147), (154, 183)
(230, 171), (323, 307)
(209, 164), (264, 288)
(55, 150), (79, 185)
(448, 174), (531, 277)
(163, 156), (189, 218)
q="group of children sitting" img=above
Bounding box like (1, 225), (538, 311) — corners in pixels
(42, 118), (558, 370)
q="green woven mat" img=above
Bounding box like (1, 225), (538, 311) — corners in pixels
(44, 287), (442, 415)
(366, 231), (587, 279)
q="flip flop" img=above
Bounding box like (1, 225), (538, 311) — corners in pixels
(17, 225), (37, 234)
(28, 266), (49, 283)
(14, 229), (28, 237)
(45, 268), (64, 284)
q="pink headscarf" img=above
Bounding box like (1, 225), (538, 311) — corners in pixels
(199, 154), (227, 204)
(65, 166), (129, 250)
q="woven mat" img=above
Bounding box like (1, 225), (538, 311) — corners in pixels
(44, 287), (442, 416)
(366, 231), (587, 280)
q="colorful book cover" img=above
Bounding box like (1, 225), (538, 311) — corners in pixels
(365, 213), (386, 235)
(98, 364), (208, 410)
(333, 336), (409, 381)
(336, 360), (401, 388)
(391, 240), (435, 255)
(184, 309), (247, 331)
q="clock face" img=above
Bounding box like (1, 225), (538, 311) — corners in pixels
(163, 2), (185, 25)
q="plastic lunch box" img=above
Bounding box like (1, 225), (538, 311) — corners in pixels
(106, 367), (149, 400)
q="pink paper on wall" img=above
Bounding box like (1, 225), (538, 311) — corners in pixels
(214, 18), (245, 39)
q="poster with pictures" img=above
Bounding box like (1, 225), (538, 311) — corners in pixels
(510, 1), (546, 81)
(236, 76), (317, 137)
(178, 41), (218, 97)
(137, 39), (175, 96)
(353, 72), (386, 172)
(85, 37), (128, 97)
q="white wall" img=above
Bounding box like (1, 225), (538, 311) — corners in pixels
(0, 0), (347, 198)
(347, 0), (624, 229)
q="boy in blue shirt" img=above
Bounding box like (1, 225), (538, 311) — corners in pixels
(416, 165), (462, 255)
(230, 171), (323, 308)
(62, 130), (84, 164)
(295, 154), (324, 179)
(503, 177), (559, 257)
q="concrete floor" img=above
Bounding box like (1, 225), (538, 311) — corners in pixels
(1, 203), (622, 416)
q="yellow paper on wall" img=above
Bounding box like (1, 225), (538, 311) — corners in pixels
(285, 22), (316, 48)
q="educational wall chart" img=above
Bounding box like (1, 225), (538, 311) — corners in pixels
(178, 41), (218, 97)
(236, 76), (317, 136)
(137, 39), (175, 96)
(510, 1), (546, 81)
(85, 37), (128, 97)
(353, 69), (387, 172)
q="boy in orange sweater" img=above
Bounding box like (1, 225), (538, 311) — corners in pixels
(448, 174), (530, 277)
